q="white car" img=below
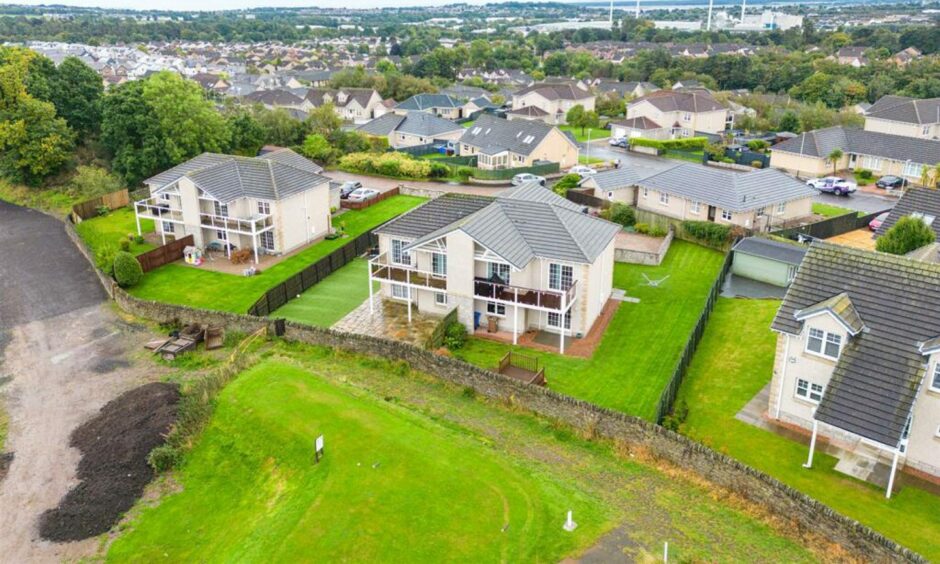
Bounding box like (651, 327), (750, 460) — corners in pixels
(608, 136), (626, 146)
(568, 165), (597, 178)
(511, 173), (546, 186)
(806, 176), (858, 196)
(347, 188), (380, 202)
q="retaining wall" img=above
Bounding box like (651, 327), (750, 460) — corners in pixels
(614, 229), (673, 266)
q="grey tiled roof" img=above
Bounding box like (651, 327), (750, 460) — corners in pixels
(875, 188), (940, 239)
(374, 194), (493, 239)
(611, 116), (662, 130)
(636, 163), (816, 212)
(771, 242), (940, 447)
(459, 114), (570, 157)
(632, 89), (725, 113)
(357, 112), (463, 138)
(732, 236), (807, 266)
(773, 126), (940, 166)
(795, 292), (866, 335)
(391, 183), (620, 269)
(513, 82), (593, 101)
(395, 93), (463, 111)
(584, 168), (646, 191)
(144, 149), (328, 204)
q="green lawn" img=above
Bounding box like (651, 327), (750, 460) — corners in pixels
(453, 241), (725, 420)
(812, 202), (856, 218)
(578, 155), (604, 165)
(75, 207), (156, 256)
(107, 352), (814, 562)
(127, 196), (425, 314)
(460, 120), (475, 128)
(559, 125), (610, 142)
(676, 298), (940, 560)
(272, 258), (377, 328)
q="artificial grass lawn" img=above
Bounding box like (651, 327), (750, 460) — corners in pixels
(75, 207), (156, 256)
(452, 240), (725, 420)
(108, 351), (814, 562)
(272, 258), (377, 328)
(676, 297), (940, 560)
(559, 125), (610, 142)
(812, 202), (856, 218)
(127, 196), (424, 313)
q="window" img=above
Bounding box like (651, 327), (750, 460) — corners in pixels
(861, 156), (882, 171)
(486, 262), (510, 283)
(391, 284), (409, 299)
(548, 263), (573, 291)
(258, 201), (271, 215)
(690, 201), (700, 214)
(160, 193), (170, 201)
(548, 311), (572, 330)
(659, 192), (669, 206)
(391, 239), (411, 266)
(721, 209), (733, 221)
(216, 229), (228, 241)
(796, 378), (824, 403)
(213, 201), (229, 217)
(435, 292), (448, 306)
(683, 112), (692, 122)
(904, 162), (921, 177)
(260, 231), (274, 250)
(642, 187), (649, 198)
(431, 253), (447, 277)
(486, 301), (506, 316)
(931, 363), (940, 391)
(162, 221), (174, 233)
(923, 125), (931, 137)
(756, 207), (766, 218)
(776, 202), (786, 214)
(806, 327), (842, 360)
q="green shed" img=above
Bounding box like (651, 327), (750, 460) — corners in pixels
(731, 237), (807, 287)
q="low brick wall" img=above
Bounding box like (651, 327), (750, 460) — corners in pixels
(66, 223), (924, 563)
(614, 229), (673, 266)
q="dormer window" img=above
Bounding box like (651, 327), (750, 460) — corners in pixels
(806, 327), (842, 360)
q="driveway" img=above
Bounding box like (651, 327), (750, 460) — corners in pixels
(325, 171), (506, 197)
(580, 140), (676, 180)
(0, 201), (162, 562)
(813, 190), (896, 214)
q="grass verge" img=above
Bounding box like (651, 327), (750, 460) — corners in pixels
(811, 202), (856, 218)
(0, 180), (82, 217)
(559, 125), (610, 142)
(272, 258), (377, 327)
(676, 297), (940, 560)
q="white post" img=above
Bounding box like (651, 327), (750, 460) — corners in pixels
(368, 267), (375, 315)
(135, 208), (142, 236)
(803, 419), (818, 468)
(252, 231), (259, 265)
(886, 449), (901, 499)
(406, 270), (412, 324)
(664, 541), (669, 563)
(513, 304), (519, 345)
(161, 228), (166, 246)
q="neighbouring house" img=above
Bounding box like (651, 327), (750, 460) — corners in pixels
(510, 82), (596, 125)
(356, 112), (465, 149)
(731, 236), (807, 287)
(243, 88), (305, 110)
(302, 88), (384, 123)
(890, 46), (922, 67)
(769, 242), (940, 495)
(632, 163), (815, 231)
(864, 95), (940, 140)
(191, 72), (230, 93)
(591, 79), (659, 99)
(578, 168), (646, 201)
(394, 93), (469, 120)
(874, 187), (940, 241)
(609, 116), (671, 140)
(458, 114), (580, 170)
(770, 126), (940, 182)
(835, 46), (868, 67)
(625, 90), (729, 136)
(367, 185), (620, 353)
(134, 149), (331, 264)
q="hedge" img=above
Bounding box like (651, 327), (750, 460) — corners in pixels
(629, 136), (708, 151)
(680, 220), (732, 247)
(339, 152), (433, 179)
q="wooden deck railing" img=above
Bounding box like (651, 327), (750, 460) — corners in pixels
(474, 278), (576, 311)
(498, 351), (546, 386)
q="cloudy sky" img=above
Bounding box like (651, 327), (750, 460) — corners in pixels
(11, 0), (489, 8)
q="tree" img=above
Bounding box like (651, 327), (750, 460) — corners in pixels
(49, 56), (103, 135)
(255, 106), (306, 147)
(875, 216), (936, 255)
(778, 110), (800, 133)
(100, 80), (165, 186)
(552, 173), (582, 196)
(305, 103), (342, 137)
(566, 104), (599, 136)
(67, 165), (123, 198)
(226, 110), (265, 156)
(920, 163), (940, 189)
(301, 133), (336, 165)
(827, 148), (844, 175)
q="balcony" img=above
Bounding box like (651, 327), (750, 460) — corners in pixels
(474, 277), (577, 312)
(135, 200), (184, 223)
(369, 252), (447, 290)
(199, 212), (273, 235)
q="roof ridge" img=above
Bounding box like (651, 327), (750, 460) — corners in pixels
(266, 160), (279, 200)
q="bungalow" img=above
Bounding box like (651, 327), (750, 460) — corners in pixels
(890, 46), (922, 67)
(625, 90), (729, 137)
(770, 242), (940, 495)
(510, 82), (596, 125)
(394, 93), (469, 120)
(864, 95), (940, 140)
(835, 47), (868, 67)
(367, 185), (620, 353)
(458, 114), (580, 170)
(357, 112), (465, 149)
(609, 116), (670, 141)
(770, 126), (940, 183)
(134, 149), (331, 264)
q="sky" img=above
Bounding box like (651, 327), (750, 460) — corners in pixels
(8, 0), (503, 9)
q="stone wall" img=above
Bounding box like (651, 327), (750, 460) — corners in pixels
(614, 229), (674, 266)
(68, 223), (925, 563)
(399, 185), (446, 200)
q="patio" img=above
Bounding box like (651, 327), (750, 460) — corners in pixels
(826, 227), (877, 251)
(162, 234), (330, 276)
(333, 297), (442, 348)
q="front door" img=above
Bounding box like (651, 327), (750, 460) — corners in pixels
(707, 205), (716, 221)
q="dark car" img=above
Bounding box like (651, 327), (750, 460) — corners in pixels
(875, 175), (904, 190)
(339, 181), (362, 199)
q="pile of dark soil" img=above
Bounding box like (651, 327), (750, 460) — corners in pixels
(39, 382), (180, 542)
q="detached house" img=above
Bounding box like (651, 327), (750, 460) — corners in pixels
(835, 46), (868, 67)
(368, 185), (620, 353)
(458, 114), (580, 170)
(770, 243), (940, 496)
(302, 88), (384, 123)
(357, 112), (464, 149)
(625, 90), (729, 137)
(510, 82), (596, 125)
(134, 149), (331, 264)
(864, 95), (940, 140)
(394, 93), (469, 120)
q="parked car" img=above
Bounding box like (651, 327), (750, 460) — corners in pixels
(875, 175), (904, 190)
(613, 138), (628, 148)
(339, 181), (362, 199)
(568, 165), (597, 179)
(511, 173), (546, 186)
(347, 188), (379, 202)
(806, 176), (858, 196)
(869, 211), (890, 231)
(609, 136), (626, 146)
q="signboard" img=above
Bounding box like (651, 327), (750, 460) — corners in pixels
(315, 435), (325, 463)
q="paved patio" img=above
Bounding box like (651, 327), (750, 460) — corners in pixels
(826, 227), (877, 251)
(332, 297), (442, 348)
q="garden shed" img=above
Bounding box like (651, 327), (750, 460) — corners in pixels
(731, 237), (807, 287)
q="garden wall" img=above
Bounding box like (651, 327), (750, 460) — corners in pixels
(614, 229), (673, 266)
(399, 184), (446, 200)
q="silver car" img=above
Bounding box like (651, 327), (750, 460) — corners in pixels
(511, 173), (546, 186)
(347, 188), (380, 202)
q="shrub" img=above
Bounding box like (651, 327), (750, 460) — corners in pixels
(875, 216), (936, 255)
(112, 251), (143, 287)
(634, 222), (650, 234)
(750, 160), (763, 169)
(338, 152), (433, 179)
(119, 239), (131, 252)
(96, 205), (110, 217)
(681, 220), (732, 247)
(662, 400), (689, 432)
(443, 321), (468, 350)
(649, 225), (668, 237)
(428, 162), (450, 178)
(133, 235), (145, 245)
(608, 203), (636, 227)
(67, 165), (125, 199)
(746, 139), (769, 152)
(552, 173), (582, 196)
(94, 242), (118, 273)
(147, 444), (182, 472)
(856, 168), (874, 181)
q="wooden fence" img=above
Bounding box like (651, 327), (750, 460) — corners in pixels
(654, 249), (734, 424)
(772, 208), (891, 241)
(566, 188), (611, 209)
(340, 187), (400, 211)
(247, 231), (377, 316)
(71, 189), (130, 222)
(137, 235), (194, 273)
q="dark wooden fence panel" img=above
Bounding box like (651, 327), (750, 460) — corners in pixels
(71, 189), (130, 222)
(137, 235), (194, 273)
(566, 188), (611, 209)
(247, 230), (378, 317)
(655, 249), (735, 424)
(773, 208), (891, 241)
